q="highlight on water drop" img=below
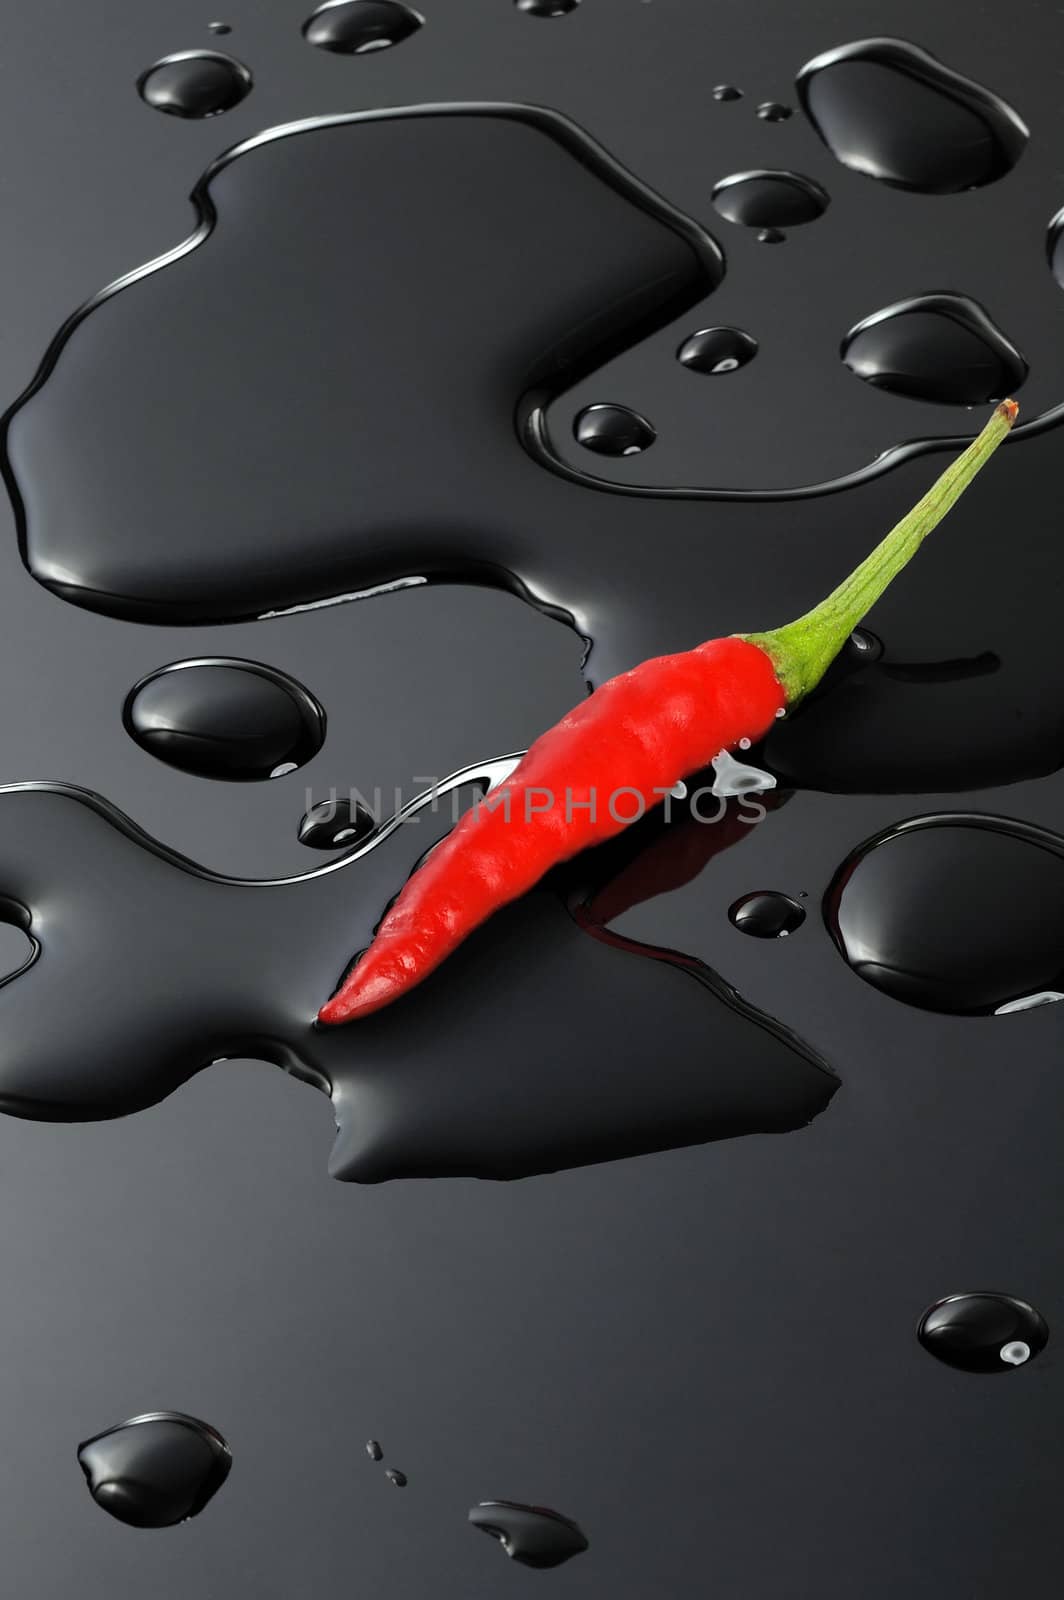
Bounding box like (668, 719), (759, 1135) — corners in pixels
(574, 404), (656, 456)
(302, 0), (424, 54)
(917, 1293), (1049, 1373)
(711, 169), (829, 230)
(729, 891), (806, 939)
(841, 293), (1027, 406)
(678, 327), (758, 375)
(137, 50), (252, 117)
(78, 1413), (232, 1527)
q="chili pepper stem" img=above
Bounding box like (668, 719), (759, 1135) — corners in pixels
(741, 400), (1018, 707)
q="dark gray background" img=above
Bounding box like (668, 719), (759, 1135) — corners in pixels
(0, 1), (1061, 1595)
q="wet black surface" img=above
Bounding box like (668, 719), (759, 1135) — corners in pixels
(1, 1), (1063, 1596)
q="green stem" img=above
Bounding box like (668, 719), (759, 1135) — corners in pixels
(741, 400), (1018, 706)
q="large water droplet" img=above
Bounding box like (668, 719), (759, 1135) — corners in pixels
(757, 101), (793, 122)
(841, 294), (1027, 405)
(729, 891), (806, 938)
(299, 796), (376, 849)
(302, 0), (423, 54)
(136, 51), (252, 118)
(516, 0), (580, 13)
(826, 814), (1064, 1014)
(711, 170), (829, 229)
(918, 1294), (1048, 1373)
(123, 659), (326, 782)
(77, 1413), (232, 1527)
(678, 326), (758, 374)
(469, 1502), (589, 1568)
(574, 404), (656, 456)
(797, 38), (1028, 193)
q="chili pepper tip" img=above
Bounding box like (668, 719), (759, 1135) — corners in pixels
(998, 398), (1019, 424)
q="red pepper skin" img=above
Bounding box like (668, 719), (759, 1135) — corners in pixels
(318, 637), (783, 1024)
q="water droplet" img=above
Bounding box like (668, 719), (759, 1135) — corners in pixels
(757, 101), (792, 122)
(136, 51), (252, 118)
(574, 404), (656, 456)
(797, 38), (1028, 193)
(469, 1502), (589, 1569)
(386, 1468), (408, 1487)
(516, 0), (580, 12)
(677, 326), (758, 375)
(757, 227), (785, 244)
(300, 797), (377, 850)
(729, 891), (806, 939)
(207, 20), (232, 33)
(713, 84), (742, 102)
(711, 170), (829, 229)
(738, 737), (751, 750)
(123, 659), (326, 782)
(77, 1413), (231, 1528)
(366, 1439), (383, 1461)
(848, 627), (883, 660)
(302, 0), (424, 54)
(1047, 207), (1064, 290)
(826, 813), (1064, 1014)
(917, 1294), (1048, 1373)
(841, 294), (1027, 406)
(711, 750), (776, 797)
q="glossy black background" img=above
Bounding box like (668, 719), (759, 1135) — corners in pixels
(0, 2), (1061, 1595)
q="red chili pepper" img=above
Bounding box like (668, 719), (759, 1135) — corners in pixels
(319, 401), (1017, 1026)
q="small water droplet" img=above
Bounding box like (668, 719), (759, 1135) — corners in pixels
(841, 294), (1027, 406)
(366, 1439), (383, 1461)
(137, 51), (252, 118)
(207, 20), (232, 33)
(711, 170), (829, 229)
(677, 326), (758, 375)
(711, 750), (776, 796)
(300, 797), (377, 850)
(757, 101), (792, 121)
(738, 737), (751, 750)
(1046, 207), (1064, 290)
(849, 627), (883, 660)
(757, 227), (785, 244)
(713, 84), (742, 102)
(386, 1468), (408, 1487)
(516, 0), (580, 12)
(574, 404), (656, 456)
(469, 1502), (589, 1569)
(302, 0), (424, 54)
(918, 1293), (1048, 1372)
(774, 707), (786, 718)
(77, 1413), (232, 1527)
(729, 891), (806, 939)
(123, 659), (326, 782)
(797, 38), (1028, 193)
(826, 813), (1064, 1013)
